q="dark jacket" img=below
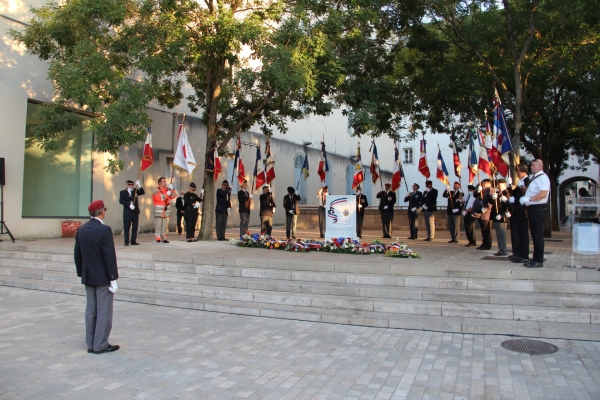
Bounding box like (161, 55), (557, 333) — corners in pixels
(238, 190), (251, 214)
(118, 187), (145, 216)
(259, 193), (276, 217)
(283, 193), (301, 215)
(478, 188), (493, 221)
(404, 191), (423, 212)
(183, 192), (202, 215)
(443, 189), (463, 215)
(356, 193), (368, 217)
(420, 188), (438, 212)
(510, 177), (530, 215)
(175, 196), (185, 215)
(215, 188), (232, 214)
(376, 190), (396, 213)
(74, 218), (118, 286)
(491, 188), (511, 223)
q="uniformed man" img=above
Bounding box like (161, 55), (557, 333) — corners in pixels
(491, 179), (511, 256)
(175, 192), (185, 235)
(420, 180), (438, 241)
(317, 186), (328, 238)
(404, 183), (422, 240)
(355, 185), (368, 238)
(152, 177), (178, 243)
(238, 180), (251, 237)
(472, 179), (493, 250)
(259, 185), (276, 235)
(520, 159), (551, 268)
(462, 185), (477, 247)
(118, 179), (144, 246)
(443, 181), (463, 243)
(215, 180), (232, 241)
(183, 182), (203, 242)
(508, 163), (531, 263)
(376, 183), (396, 238)
(283, 186), (301, 239)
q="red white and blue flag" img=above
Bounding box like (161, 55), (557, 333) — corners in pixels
(352, 144), (364, 189)
(451, 132), (461, 178)
(253, 146), (265, 189)
(391, 146), (403, 191)
(436, 149), (450, 185)
(477, 128), (492, 177)
(370, 141), (380, 184)
(265, 140), (276, 184)
(418, 140), (431, 179)
(467, 129), (478, 184)
(317, 141), (329, 184)
(493, 93), (513, 177)
(141, 125), (154, 171)
(232, 137), (246, 185)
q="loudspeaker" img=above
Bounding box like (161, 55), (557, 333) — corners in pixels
(0, 158), (4, 186)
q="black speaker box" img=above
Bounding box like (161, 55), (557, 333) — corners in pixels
(0, 158), (4, 186)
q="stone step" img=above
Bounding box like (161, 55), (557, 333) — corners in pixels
(2, 275), (599, 341)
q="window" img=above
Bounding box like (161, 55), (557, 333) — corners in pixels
(293, 153), (307, 204)
(22, 101), (93, 218)
(403, 147), (414, 164)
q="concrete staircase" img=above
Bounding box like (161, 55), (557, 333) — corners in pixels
(1, 243), (600, 340)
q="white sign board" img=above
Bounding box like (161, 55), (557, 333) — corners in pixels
(325, 195), (357, 240)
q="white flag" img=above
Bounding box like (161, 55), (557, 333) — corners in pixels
(172, 125), (197, 176)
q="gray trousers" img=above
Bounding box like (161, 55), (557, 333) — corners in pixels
(318, 207), (326, 236)
(381, 212), (393, 236)
(447, 214), (460, 241)
(285, 214), (297, 238)
(493, 221), (508, 255)
(423, 211), (436, 239)
(85, 285), (114, 352)
(215, 211), (228, 239)
(239, 212), (249, 237)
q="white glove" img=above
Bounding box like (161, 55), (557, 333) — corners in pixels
(507, 176), (512, 185)
(496, 214), (502, 221)
(446, 185), (450, 191)
(168, 184), (174, 190)
(135, 180), (141, 188)
(383, 205), (388, 210)
(411, 207), (416, 212)
(492, 193), (498, 199)
(201, 189), (204, 195)
(452, 208), (459, 213)
(129, 204), (135, 210)
(289, 210), (294, 214)
(358, 204), (362, 209)
(273, 207), (276, 213)
(509, 196), (515, 203)
(108, 280), (118, 294)
(477, 185), (482, 192)
(517, 180), (525, 187)
(501, 195), (508, 202)
(505, 211), (512, 218)
(249, 194), (253, 199)
(461, 211), (466, 217)
(519, 196), (530, 205)
(194, 202), (200, 209)
(167, 190), (172, 196)
(422, 205), (428, 210)
(227, 207), (231, 212)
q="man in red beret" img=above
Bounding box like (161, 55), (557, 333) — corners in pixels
(74, 200), (120, 354)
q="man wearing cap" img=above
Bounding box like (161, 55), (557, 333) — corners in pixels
(119, 179), (145, 246)
(152, 177), (178, 243)
(491, 179), (511, 256)
(317, 186), (328, 238)
(472, 179), (493, 250)
(175, 192), (185, 235)
(376, 183), (396, 238)
(509, 163), (531, 263)
(462, 184), (477, 247)
(404, 183), (422, 240)
(184, 182), (203, 242)
(238, 180), (252, 237)
(283, 186), (301, 239)
(520, 159), (550, 268)
(420, 180), (438, 241)
(443, 181), (463, 243)
(259, 185), (276, 235)
(356, 185), (368, 238)
(74, 200), (120, 354)
(215, 180), (232, 241)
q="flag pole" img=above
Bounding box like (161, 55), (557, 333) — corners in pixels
(438, 142), (452, 203)
(231, 135), (238, 184)
(397, 141), (409, 193)
(170, 114), (186, 184)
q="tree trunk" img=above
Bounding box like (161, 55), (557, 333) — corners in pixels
(198, 158), (215, 240)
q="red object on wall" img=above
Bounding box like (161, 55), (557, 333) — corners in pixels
(61, 221), (81, 237)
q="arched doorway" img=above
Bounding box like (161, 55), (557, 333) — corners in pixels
(558, 176), (598, 221)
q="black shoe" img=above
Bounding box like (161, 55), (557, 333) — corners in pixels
(292, 236), (296, 239)
(408, 236), (415, 240)
(423, 238), (431, 241)
(476, 246), (491, 250)
(383, 234), (392, 238)
(493, 252), (507, 256)
(358, 236), (362, 238)
(508, 255), (519, 261)
(512, 257), (529, 263)
(465, 243), (476, 247)
(130, 242), (139, 246)
(93, 344), (120, 354)
(162, 240), (170, 244)
(88, 349), (93, 354)
(524, 261), (543, 268)
(320, 235), (325, 238)
(124, 243), (129, 246)
(218, 238), (226, 241)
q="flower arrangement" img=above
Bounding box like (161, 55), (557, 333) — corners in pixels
(231, 235), (419, 258)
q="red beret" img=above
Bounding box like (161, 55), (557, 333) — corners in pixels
(88, 200), (105, 212)
(384, 182), (392, 187)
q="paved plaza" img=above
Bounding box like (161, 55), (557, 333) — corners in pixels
(1, 286), (600, 400)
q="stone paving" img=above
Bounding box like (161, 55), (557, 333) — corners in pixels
(1, 286), (600, 400)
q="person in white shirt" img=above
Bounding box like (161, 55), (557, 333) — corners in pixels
(519, 159), (551, 268)
(317, 186), (328, 238)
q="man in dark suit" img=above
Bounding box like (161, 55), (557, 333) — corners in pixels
(443, 181), (463, 243)
(259, 185), (276, 235)
(473, 179), (493, 250)
(238, 179), (251, 237)
(283, 186), (301, 239)
(215, 180), (232, 240)
(509, 164), (531, 263)
(420, 180), (438, 241)
(355, 185), (368, 238)
(74, 200), (120, 355)
(175, 192), (185, 235)
(183, 182), (203, 241)
(118, 179), (145, 246)
(376, 183), (396, 238)
(404, 183), (422, 240)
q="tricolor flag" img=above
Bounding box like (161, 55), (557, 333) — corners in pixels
(391, 146), (403, 191)
(317, 141), (329, 184)
(467, 129), (478, 184)
(141, 126), (154, 171)
(212, 141), (222, 181)
(494, 94), (513, 177)
(436, 149), (450, 185)
(301, 153), (309, 180)
(232, 137), (246, 185)
(265, 140), (276, 184)
(418, 140), (431, 178)
(172, 124), (197, 176)
(477, 129), (492, 177)
(352, 144), (364, 189)
(451, 132), (461, 178)
(370, 141), (380, 184)
(253, 146), (265, 189)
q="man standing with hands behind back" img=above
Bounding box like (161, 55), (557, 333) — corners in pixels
(238, 179), (251, 237)
(215, 180), (232, 241)
(74, 200), (120, 354)
(119, 179), (144, 246)
(420, 180), (438, 241)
